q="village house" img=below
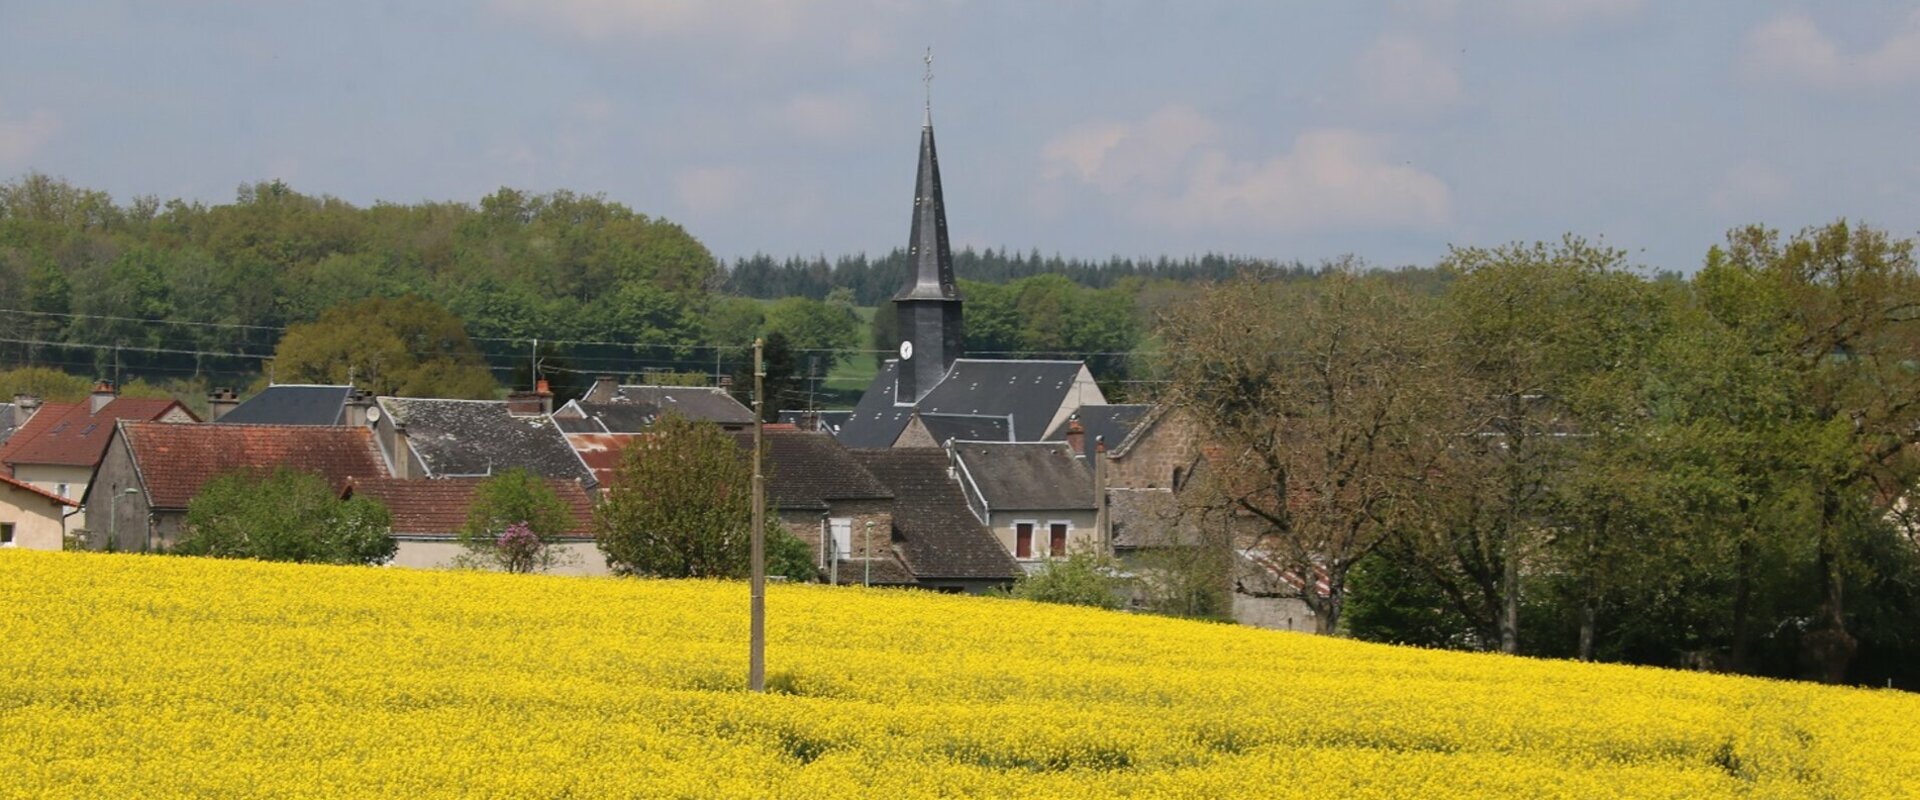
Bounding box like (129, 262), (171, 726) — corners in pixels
(0, 472), (79, 550)
(88, 421), (391, 551)
(341, 476), (600, 574)
(946, 440), (1099, 568)
(0, 382), (197, 533)
(731, 425), (903, 585)
(368, 394), (595, 488)
(851, 448), (1024, 593)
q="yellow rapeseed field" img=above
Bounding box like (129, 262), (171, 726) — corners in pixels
(1, 550), (1915, 798)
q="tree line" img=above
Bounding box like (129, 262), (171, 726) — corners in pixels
(1158, 223), (1920, 689)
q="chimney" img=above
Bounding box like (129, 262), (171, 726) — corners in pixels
(207, 387), (240, 421)
(588, 375), (618, 403)
(506, 390), (545, 416)
(1065, 418), (1086, 458)
(1094, 436), (1110, 556)
(343, 390), (373, 428)
(536, 378), (554, 414)
(90, 381), (117, 414)
(390, 423), (412, 479)
(11, 393), (41, 424)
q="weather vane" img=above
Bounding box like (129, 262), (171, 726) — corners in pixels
(923, 47), (934, 122)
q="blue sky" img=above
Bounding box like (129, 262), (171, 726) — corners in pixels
(3, 1), (1917, 272)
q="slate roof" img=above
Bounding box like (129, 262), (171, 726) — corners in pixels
(0, 398), (193, 468)
(379, 398), (595, 485)
(553, 415), (608, 434)
(0, 403), (17, 445)
(117, 422), (389, 509)
(730, 427), (892, 511)
(342, 477), (594, 538)
(919, 413), (1011, 444)
(218, 385), (352, 426)
(0, 473), (79, 508)
(591, 386), (753, 426)
(950, 441), (1093, 511)
(1047, 404), (1153, 458)
(574, 402), (666, 433)
(837, 358), (1094, 448)
(852, 448), (1022, 581)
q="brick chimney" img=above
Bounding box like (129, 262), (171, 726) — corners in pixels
(90, 381), (117, 414)
(1064, 418), (1086, 458)
(207, 387), (240, 421)
(536, 378), (554, 414)
(507, 380), (553, 416)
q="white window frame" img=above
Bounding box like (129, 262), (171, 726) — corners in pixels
(55, 483), (70, 499)
(829, 517), (853, 559)
(1046, 520), (1073, 558)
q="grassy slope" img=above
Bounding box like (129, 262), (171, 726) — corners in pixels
(2, 550), (1916, 798)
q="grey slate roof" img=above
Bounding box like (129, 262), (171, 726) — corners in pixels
(574, 401), (665, 433)
(919, 413), (1011, 444)
(379, 397), (594, 485)
(852, 448), (1023, 581)
(0, 403), (16, 445)
(730, 428), (891, 511)
(218, 385), (351, 426)
(603, 386), (753, 426)
(1047, 404), (1153, 458)
(950, 440), (1094, 511)
(553, 414), (608, 434)
(836, 358), (1091, 448)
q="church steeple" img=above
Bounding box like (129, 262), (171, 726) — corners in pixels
(893, 50), (964, 404)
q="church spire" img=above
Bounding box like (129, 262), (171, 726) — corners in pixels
(893, 48), (964, 404)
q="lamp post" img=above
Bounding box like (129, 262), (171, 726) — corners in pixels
(109, 487), (138, 552)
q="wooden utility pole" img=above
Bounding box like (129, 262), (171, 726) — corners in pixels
(749, 337), (767, 692)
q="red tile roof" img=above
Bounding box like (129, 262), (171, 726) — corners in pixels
(342, 477), (594, 538)
(122, 422), (390, 509)
(0, 399), (194, 468)
(0, 473), (80, 508)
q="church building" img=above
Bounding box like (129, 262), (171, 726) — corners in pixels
(835, 110), (1106, 448)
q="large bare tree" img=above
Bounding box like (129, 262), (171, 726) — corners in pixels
(1159, 265), (1440, 635)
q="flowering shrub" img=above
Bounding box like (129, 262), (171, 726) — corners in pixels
(1, 549), (1915, 798)
(494, 521), (543, 574)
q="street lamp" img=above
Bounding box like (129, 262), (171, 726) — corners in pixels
(109, 487), (138, 552)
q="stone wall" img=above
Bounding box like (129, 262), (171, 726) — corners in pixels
(1106, 408), (1203, 490)
(779, 499), (893, 576)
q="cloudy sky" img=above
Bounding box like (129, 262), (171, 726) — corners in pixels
(3, 1), (1918, 271)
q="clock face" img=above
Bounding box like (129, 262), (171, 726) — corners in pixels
(899, 340), (914, 361)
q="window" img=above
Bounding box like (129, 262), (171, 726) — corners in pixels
(56, 483), (69, 499)
(1049, 522), (1069, 557)
(830, 518), (852, 559)
(1014, 522), (1034, 559)
(0, 523), (13, 547)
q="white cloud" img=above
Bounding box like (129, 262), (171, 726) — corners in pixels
(1040, 106), (1451, 233)
(1709, 162), (1791, 215)
(1351, 33), (1464, 115)
(674, 165), (750, 215)
(1742, 11), (1920, 91)
(0, 109), (62, 165)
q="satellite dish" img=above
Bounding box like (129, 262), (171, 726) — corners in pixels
(366, 406), (382, 424)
